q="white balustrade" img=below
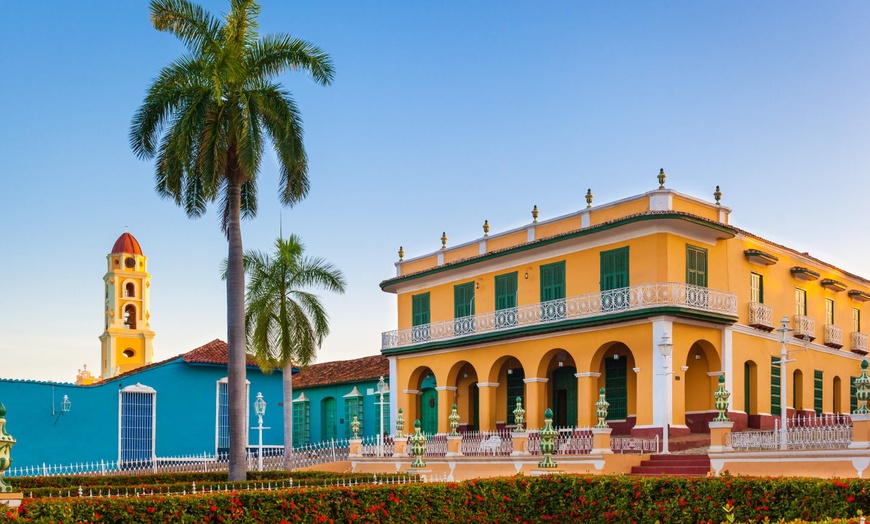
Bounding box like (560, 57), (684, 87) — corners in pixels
(748, 302), (773, 329)
(459, 430), (513, 456)
(793, 314), (816, 340)
(824, 324), (843, 347)
(852, 332), (869, 354)
(727, 414), (852, 451)
(383, 283), (738, 349)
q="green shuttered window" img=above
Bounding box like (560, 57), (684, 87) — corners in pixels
(600, 248), (629, 291)
(540, 261), (566, 302)
(495, 272), (518, 328)
(605, 356), (627, 420)
(771, 357), (781, 417)
(686, 245), (708, 287)
(411, 292), (430, 342)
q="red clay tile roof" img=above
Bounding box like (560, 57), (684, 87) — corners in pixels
(111, 232), (143, 255)
(293, 355), (389, 389)
(182, 339), (259, 367)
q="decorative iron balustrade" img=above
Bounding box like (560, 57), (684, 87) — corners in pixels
(422, 434), (448, 457)
(528, 428), (594, 455)
(727, 414), (852, 451)
(824, 324), (843, 348)
(383, 283), (738, 349)
(793, 315), (816, 340)
(459, 430), (514, 456)
(852, 332), (869, 354)
(359, 436), (395, 457)
(610, 436), (660, 454)
(748, 302), (773, 329)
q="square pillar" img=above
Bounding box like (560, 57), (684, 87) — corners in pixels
(576, 372), (602, 427)
(477, 383), (499, 432)
(349, 439), (362, 457)
(708, 421), (733, 452)
(446, 435), (463, 457)
(523, 378), (548, 430)
(435, 386), (457, 434)
(393, 437), (408, 456)
(591, 427), (612, 455)
(850, 414), (870, 449)
(511, 431), (529, 456)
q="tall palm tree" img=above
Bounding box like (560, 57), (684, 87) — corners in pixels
(129, 0), (334, 481)
(243, 235), (346, 469)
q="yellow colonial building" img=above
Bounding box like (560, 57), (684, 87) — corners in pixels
(380, 172), (868, 440)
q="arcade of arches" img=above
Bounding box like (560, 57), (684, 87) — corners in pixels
(395, 321), (726, 437)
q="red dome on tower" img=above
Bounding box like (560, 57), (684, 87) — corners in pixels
(111, 233), (143, 255)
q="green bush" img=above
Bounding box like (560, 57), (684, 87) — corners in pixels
(6, 474), (870, 523)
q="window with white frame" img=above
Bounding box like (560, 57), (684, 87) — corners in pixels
(119, 383), (156, 464)
(344, 386), (364, 438)
(292, 392), (310, 446)
(215, 377), (250, 456)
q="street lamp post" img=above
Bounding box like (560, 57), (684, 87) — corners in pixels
(252, 392), (269, 472)
(658, 334), (674, 455)
(775, 316), (794, 450)
(377, 376), (388, 457)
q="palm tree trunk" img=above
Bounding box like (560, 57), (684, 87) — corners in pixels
(226, 173), (248, 482)
(282, 360), (294, 470)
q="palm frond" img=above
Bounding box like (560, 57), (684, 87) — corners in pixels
(248, 35), (335, 86)
(150, 0), (222, 56)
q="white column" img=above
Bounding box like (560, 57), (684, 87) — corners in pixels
(651, 318), (674, 429)
(721, 326), (733, 394)
(389, 356), (398, 433)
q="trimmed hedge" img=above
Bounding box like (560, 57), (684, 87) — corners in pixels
(6, 474), (870, 523)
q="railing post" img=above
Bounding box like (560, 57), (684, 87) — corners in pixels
(709, 375), (734, 452)
(446, 405), (463, 457)
(591, 388), (612, 454)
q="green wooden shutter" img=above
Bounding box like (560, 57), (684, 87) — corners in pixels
(826, 299), (835, 325)
(292, 400), (310, 446)
(744, 362), (752, 415)
(506, 368), (525, 426)
(495, 273), (518, 310)
(412, 293), (430, 326)
(600, 248), (629, 291)
(771, 357), (781, 417)
(454, 282), (475, 318)
(605, 356), (627, 420)
(687, 245), (708, 287)
(540, 261), (566, 302)
(322, 397), (337, 441)
(851, 377), (858, 414)
(814, 370), (823, 416)
(750, 273), (763, 303)
(854, 308), (861, 333)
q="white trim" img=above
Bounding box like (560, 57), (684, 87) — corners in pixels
(527, 227), (535, 243)
(651, 318), (674, 429)
(434, 386), (457, 391)
(403, 389), (421, 395)
(478, 240), (486, 255)
(476, 382), (499, 388)
(732, 323), (865, 360)
(293, 392), (309, 403)
(523, 377), (548, 384)
(649, 192), (672, 211)
(707, 371), (725, 377)
(575, 372), (601, 379)
(120, 383), (156, 393)
(437, 252), (444, 266)
(343, 386), (363, 398)
(389, 356), (398, 432)
(722, 326), (733, 394)
(580, 211), (590, 228)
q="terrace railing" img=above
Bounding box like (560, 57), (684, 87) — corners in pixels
(460, 430), (514, 456)
(382, 283), (737, 349)
(727, 414), (853, 451)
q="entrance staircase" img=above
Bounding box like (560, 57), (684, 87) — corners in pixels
(631, 454), (711, 477)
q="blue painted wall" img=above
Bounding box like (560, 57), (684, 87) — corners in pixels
(0, 359), (286, 468)
(295, 379), (391, 443)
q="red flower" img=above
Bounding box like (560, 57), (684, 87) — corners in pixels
(848, 496), (856, 502)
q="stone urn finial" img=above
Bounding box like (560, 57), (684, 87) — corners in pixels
(585, 189), (593, 209)
(409, 420), (427, 468)
(595, 388), (610, 428)
(538, 408), (558, 469)
(448, 404), (460, 436)
(395, 408), (405, 438)
(531, 205), (539, 223)
(351, 414), (360, 439)
(483, 220), (490, 237)
(657, 168), (666, 189)
(0, 403), (16, 493)
(714, 185), (722, 205)
(512, 396), (525, 433)
(440, 232), (448, 250)
(398, 246), (404, 262)
(855, 360), (870, 415)
(713, 375), (731, 422)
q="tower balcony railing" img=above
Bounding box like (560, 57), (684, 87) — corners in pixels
(748, 302), (774, 330)
(793, 315), (816, 341)
(851, 332), (869, 355)
(382, 282), (737, 350)
(824, 324), (843, 349)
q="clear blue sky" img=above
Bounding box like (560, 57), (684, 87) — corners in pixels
(3, 2), (870, 382)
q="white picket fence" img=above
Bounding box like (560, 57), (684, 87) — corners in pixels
(728, 414), (853, 451)
(5, 440), (350, 479)
(460, 430), (514, 456)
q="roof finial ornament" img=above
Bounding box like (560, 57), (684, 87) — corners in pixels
(714, 185), (722, 205)
(532, 205), (539, 224)
(398, 246), (404, 261)
(585, 189), (593, 209)
(657, 168), (666, 189)
(483, 220), (490, 237)
(440, 232), (448, 250)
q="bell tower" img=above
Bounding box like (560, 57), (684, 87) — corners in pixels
(99, 232), (155, 379)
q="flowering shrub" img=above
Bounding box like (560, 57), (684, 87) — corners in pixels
(5, 474), (870, 523)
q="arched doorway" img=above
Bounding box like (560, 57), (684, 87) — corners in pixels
(683, 340), (718, 433)
(793, 369), (804, 413)
(321, 397), (337, 440)
(552, 366), (577, 428)
(744, 360), (759, 429)
(833, 376), (842, 414)
(419, 374), (438, 435)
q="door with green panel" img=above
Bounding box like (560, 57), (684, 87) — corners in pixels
(600, 248), (629, 311)
(412, 293), (430, 343)
(604, 356), (627, 420)
(552, 366), (578, 427)
(495, 272), (518, 328)
(322, 397), (337, 441)
(454, 282), (475, 335)
(540, 261), (566, 320)
(419, 388), (438, 435)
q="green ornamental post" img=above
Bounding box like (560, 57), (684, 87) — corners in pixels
(448, 404), (460, 436)
(0, 403), (15, 493)
(713, 375), (732, 422)
(409, 420), (427, 468)
(855, 361), (870, 415)
(538, 408), (558, 468)
(513, 397), (525, 432)
(395, 408), (405, 438)
(351, 414), (361, 439)
(595, 388), (610, 429)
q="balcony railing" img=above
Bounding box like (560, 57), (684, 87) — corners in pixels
(852, 332), (869, 355)
(824, 324), (843, 349)
(748, 302), (774, 330)
(793, 315), (816, 341)
(382, 282), (738, 350)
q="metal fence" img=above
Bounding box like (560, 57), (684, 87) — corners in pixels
(728, 414), (853, 451)
(460, 430), (514, 456)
